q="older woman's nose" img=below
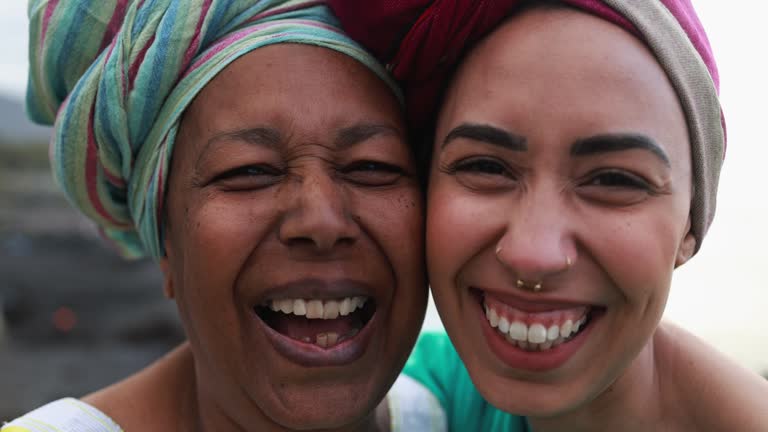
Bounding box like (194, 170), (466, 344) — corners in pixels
(278, 174), (359, 253)
(494, 195), (575, 285)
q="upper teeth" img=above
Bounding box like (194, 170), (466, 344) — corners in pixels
(484, 301), (588, 350)
(267, 297), (367, 319)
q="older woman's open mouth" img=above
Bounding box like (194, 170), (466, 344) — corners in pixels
(252, 279), (379, 367)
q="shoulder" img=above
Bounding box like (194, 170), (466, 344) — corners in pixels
(83, 343), (195, 431)
(399, 331), (529, 432)
(2, 398), (122, 432)
(388, 374), (447, 432)
(655, 322), (768, 431)
(401, 331), (467, 408)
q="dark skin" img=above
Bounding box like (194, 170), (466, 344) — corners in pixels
(85, 44), (427, 432)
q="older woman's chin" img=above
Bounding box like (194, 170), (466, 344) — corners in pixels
(216, 305), (420, 428)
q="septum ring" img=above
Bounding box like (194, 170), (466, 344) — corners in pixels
(516, 279), (543, 292)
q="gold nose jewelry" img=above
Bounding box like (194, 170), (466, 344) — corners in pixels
(516, 279), (543, 292)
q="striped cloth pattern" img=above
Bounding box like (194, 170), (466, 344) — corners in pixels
(27, 0), (400, 258)
(1, 398), (122, 432)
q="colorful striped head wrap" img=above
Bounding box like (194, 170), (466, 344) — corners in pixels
(27, 0), (400, 258)
(329, 0), (724, 253)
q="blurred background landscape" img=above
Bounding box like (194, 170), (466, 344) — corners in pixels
(1, 0), (767, 421)
(0, 94), (185, 420)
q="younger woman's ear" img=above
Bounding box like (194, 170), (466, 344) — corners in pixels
(675, 218), (697, 268)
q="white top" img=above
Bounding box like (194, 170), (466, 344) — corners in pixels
(2, 398), (122, 432)
(387, 374), (447, 432)
(3, 378), (446, 432)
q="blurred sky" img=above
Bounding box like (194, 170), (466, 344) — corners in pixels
(1, 1), (766, 372)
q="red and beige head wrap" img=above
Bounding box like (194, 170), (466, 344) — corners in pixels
(329, 0), (725, 252)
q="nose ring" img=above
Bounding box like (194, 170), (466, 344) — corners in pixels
(516, 279), (542, 292)
(565, 255), (573, 269)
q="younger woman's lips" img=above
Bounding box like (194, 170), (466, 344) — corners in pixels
(475, 293), (600, 372)
(255, 307), (379, 367)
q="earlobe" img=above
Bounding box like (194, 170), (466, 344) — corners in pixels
(675, 219), (697, 268)
(159, 238), (175, 299)
(159, 257), (175, 299)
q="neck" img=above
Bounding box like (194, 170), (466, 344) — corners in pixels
(183, 356), (382, 432)
(190, 398), (381, 432)
(527, 337), (666, 432)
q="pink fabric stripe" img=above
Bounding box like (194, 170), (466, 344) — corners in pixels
(103, 166), (126, 188)
(245, 0), (325, 24)
(180, 0), (213, 70)
(85, 105), (129, 227)
(658, 0), (718, 90)
(98, 0), (130, 52)
(40, 0), (60, 49)
(186, 19), (340, 73)
(186, 25), (269, 71)
(128, 34), (156, 91)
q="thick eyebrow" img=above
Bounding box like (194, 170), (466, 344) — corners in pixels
(204, 127), (282, 152)
(335, 123), (402, 150)
(196, 127), (281, 168)
(571, 133), (670, 166)
(442, 123), (527, 151)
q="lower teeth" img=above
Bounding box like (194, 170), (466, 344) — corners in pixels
(308, 328), (360, 348)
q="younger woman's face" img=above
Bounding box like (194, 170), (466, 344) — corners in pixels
(427, 8), (696, 416)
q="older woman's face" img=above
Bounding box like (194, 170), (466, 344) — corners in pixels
(161, 44), (426, 429)
(427, 8), (696, 416)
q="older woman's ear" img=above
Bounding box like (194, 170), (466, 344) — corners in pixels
(159, 241), (175, 299)
(675, 218), (697, 268)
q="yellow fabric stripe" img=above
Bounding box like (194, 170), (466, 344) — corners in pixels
(63, 400), (120, 432)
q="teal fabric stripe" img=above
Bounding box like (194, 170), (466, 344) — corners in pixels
(27, 0), (401, 258)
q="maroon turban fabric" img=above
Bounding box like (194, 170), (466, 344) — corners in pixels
(328, 0), (719, 134)
(328, 0), (725, 250)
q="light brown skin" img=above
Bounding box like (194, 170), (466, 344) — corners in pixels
(425, 7), (768, 432)
(85, 44), (427, 431)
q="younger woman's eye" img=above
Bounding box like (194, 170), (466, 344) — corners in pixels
(579, 169), (656, 206)
(452, 158), (509, 176)
(341, 160), (406, 186)
(586, 170), (651, 190)
(210, 164), (283, 190)
(441, 156), (518, 192)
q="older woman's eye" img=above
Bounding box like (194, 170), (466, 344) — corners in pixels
(341, 160), (405, 187)
(211, 164), (283, 190)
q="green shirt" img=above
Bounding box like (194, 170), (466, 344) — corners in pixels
(402, 331), (530, 432)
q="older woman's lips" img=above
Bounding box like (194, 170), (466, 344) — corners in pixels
(252, 279), (378, 367)
(473, 289), (604, 372)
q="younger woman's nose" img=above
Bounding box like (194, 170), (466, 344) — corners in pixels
(494, 195), (576, 284)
